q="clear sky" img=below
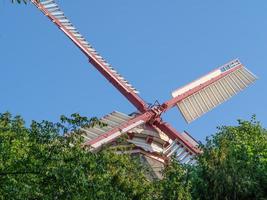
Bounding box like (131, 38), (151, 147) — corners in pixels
(0, 0), (266, 142)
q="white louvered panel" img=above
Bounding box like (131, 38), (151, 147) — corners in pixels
(222, 77), (235, 97)
(177, 151), (188, 161)
(179, 152), (191, 163)
(150, 143), (164, 153)
(105, 115), (127, 124)
(175, 66), (257, 123)
(240, 67), (257, 83)
(190, 94), (205, 117)
(200, 90), (214, 111)
(82, 134), (92, 141)
(43, 3), (57, 9)
(85, 128), (104, 136)
(189, 159), (197, 165)
(80, 128), (101, 140)
(195, 92), (209, 113)
(210, 84), (224, 103)
(91, 127), (106, 134)
(236, 70), (251, 85)
(176, 148), (186, 159)
(218, 80), (231, 99)
(181, 154), (193, 164)
(185, 98), (198, 121)
(101, 118), (120, 128)
(231, 73), (246, 90)
(80, 111), (134, 143)
(131, 141), (154, 152)
(178, 101), (192, 123)
(163, 139), (177, 154)
(167, 143), (180, 157)
(129, 138), (162, 153)
(228, 75), (242, 94)
(52, 11), (63, 15)
(94, 125), (110, 132)
(35, 0), (140, 94)
(81, 128), (100, 138)
(206, 87), (219, 106)
(142, 129), (161, 138)
(110, 111), (131, 121)
(166, 142), (197, 164)
(42, 0), (53, 5)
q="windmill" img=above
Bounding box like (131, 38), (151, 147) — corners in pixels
(29, 0), (257, 178)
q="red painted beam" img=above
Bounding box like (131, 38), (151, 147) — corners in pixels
(161, 64), (243, 112)
(89, 59), (147, 112)
(32, 0), (148, 112)
(154, 121), (201, 154)
(84, 111), (155, 149)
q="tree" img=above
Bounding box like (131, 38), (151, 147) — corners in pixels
(190, 116), (267, 200)
(0, 112), (154, 200)
(0, 112), (193, 199)
(152, 159), (192, 200)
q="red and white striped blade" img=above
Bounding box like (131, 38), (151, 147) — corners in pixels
(163, 131), (198, 165)
(81, 111), (198, 165)
(172, 59), (257, 123)
(82, 111), (150, 149)
(31, 0), (139, 94)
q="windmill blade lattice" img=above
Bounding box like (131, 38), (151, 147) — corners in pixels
(171, 59), (257, 123)
(32, 0), (139, 95)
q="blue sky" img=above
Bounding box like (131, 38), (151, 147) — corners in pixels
(0, 0), (266, 142)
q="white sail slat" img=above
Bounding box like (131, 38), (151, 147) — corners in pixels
(33, 0), (140, 94)
(172, 60), (257, 123)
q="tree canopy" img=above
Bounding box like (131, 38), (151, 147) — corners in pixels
(0, 112), (192, 200)
(1, 112), (266, 199)
(190, 116), (267, 200)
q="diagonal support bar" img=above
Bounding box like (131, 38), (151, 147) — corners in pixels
(84, 112), (154, 149)
(160, 60), (257, 123)
(31, 0), (148, 112)
(154, 121), (201, 154)
(162, 61), (244, 111)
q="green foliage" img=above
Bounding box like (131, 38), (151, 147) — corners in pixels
(190, 116), (267, 200)
(0, 112), (153, 200)
(152, 159), (192, 200)
(1, 111), (265, 199)
(0, 112), (192, 200)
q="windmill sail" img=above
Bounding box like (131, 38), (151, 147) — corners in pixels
(32, 0), (139, 94)
(172, 59), (257, 123)
(81, 111), (198, 165)
(30, 0), (150, 113)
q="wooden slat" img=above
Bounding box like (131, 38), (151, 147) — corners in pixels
(176, 66), (257, 123)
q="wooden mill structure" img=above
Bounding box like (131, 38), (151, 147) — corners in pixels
(28, 0), (257, 178)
